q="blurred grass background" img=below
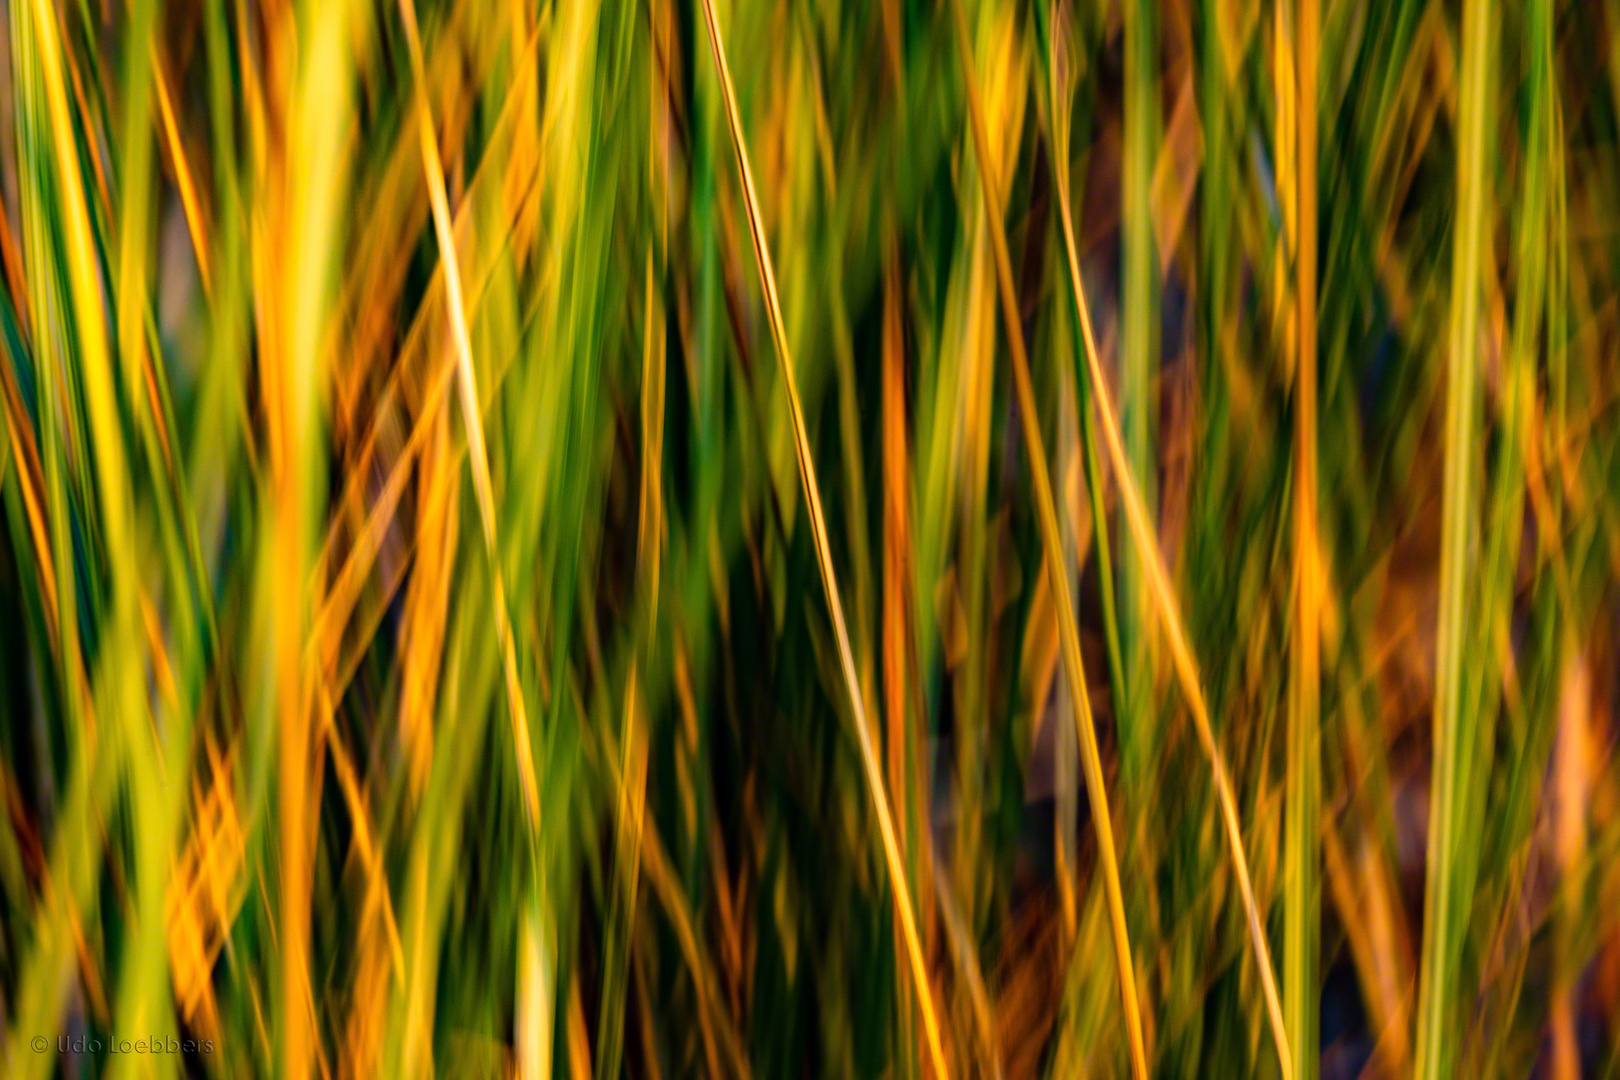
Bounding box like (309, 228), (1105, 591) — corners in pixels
(0, 0), (1618, 1076)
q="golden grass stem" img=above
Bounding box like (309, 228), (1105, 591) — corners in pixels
(949, 3), (1148, 1075)
(398, 0), (541, 830)
(697, 3), (950, 1077)
(1045, 18), (1294, 1078)
(152, 49), (213, 295)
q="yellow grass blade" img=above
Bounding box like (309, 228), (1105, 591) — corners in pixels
(397, 0), (540, 830)
(697, 2), (950, 1076)
(1046, 15), (1294, 1076)
(949, 2), (1148, 1075)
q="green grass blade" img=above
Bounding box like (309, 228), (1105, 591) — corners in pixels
(1412, 0), (1495, 1073)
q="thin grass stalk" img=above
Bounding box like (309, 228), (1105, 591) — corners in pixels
(1284, 0), (1322, 1074)
(948, 2), (1148, 1075)
(1413, 0), (1494, 1072)
(1118, 0), (1158, 782)
(1045, 34), (1295, 1080)
(1534, 4), (1581, 1074)
(397, 0), (541, 831)
(696, 3), (950, 1076)
(152, 56), (213, 295)
(881, 236), (929, 1080)
(1468, 0), (1557, 1066)
(1038, 5), (1129, 811)
(115, 0), (157, 397)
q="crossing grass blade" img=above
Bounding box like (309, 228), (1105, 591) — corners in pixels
(397, 0), (540, 832)
(949, 2), (1147, 1076)
(697, 2), (949, 1076)
(1043, 9), (1294, 1073)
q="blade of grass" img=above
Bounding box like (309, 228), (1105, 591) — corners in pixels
(1118, 0), (1158, 784)
(1412, 0), (1494, 1073)
(947, 2), (1148, 1075)
(264, 0), (359, 1073)
(1036, 11), (1128, 791)
(945, 7), (1007, 926)
(1045, 15), (1294, 1077)
(697, 2), (950, 1076)
(1283, 0), (1322, 1074)
(880, 231), (938, 1080)
(397, 0), (540, 831)
(151, 50), (212, 295)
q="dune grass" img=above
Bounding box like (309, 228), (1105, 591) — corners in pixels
(2, 0), (1619, 1077)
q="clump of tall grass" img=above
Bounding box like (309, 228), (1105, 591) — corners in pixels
(1, 0), (1617, 1077)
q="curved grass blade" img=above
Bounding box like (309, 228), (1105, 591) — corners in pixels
(1035, 10), (1128, 800)
(1042, 6), (1294, 1073)
(696, 2), (950, 1076)
(397, 0), (541, 831)
(948, 2), (1148, 1075)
